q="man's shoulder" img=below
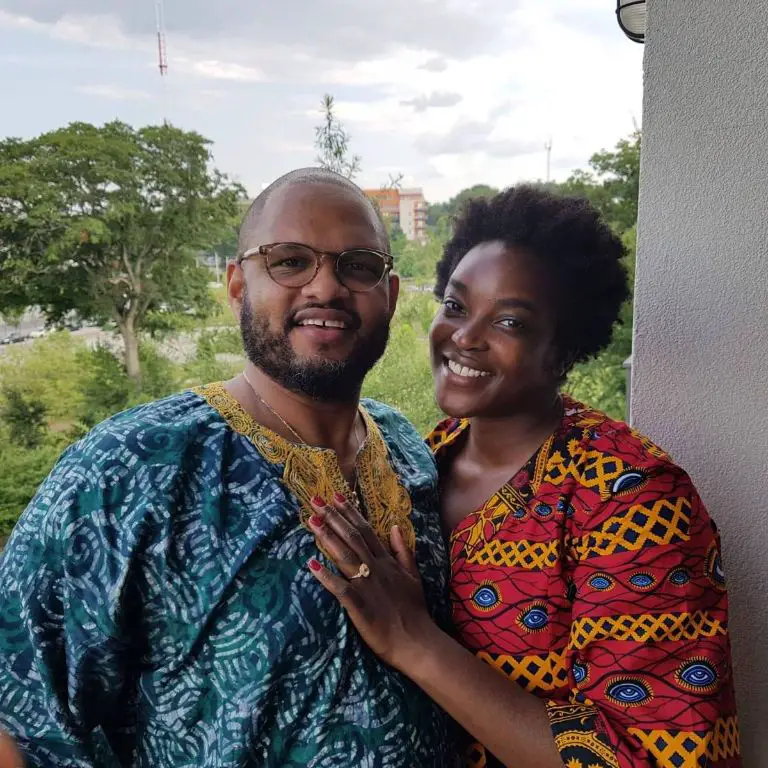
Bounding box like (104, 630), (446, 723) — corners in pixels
(361, 398), (423, 444)
(361, 398), (436, 474)
(73, 388), (222, 466)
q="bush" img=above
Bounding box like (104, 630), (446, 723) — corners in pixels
(75, 342), (180, 428)
(0, 332), (87, 423)
(363, 292), (444, 436)
(75, 345), (136, 428)
(181, 328), (244, 388)
(0, 430), (68, 537)
(1, 388), (48, 448)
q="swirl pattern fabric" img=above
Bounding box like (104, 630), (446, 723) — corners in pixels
(0, 387), (458, 767)
(427, 396), (740, 768)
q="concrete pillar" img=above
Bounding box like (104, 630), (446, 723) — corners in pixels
(631, 1), (768, 763)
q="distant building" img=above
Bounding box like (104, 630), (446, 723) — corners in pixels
(365, 187), (428, 244)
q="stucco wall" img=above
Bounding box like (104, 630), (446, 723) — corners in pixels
(632, 1), (768, 764)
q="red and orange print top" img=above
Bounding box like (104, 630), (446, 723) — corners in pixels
(427, 397), (740, 768)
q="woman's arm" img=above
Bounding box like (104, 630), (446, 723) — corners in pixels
(402, 622), (562, 767)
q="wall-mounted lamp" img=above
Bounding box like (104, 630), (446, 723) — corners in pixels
(616, 0), (646, 43)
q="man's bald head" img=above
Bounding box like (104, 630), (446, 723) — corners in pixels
(238, 167), (389, 254)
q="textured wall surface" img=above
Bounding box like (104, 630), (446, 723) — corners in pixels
(632, 1), (768, 764)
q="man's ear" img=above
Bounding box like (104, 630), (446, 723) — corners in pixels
(387, 273), (400, 320)
(227, 261), (244, 319)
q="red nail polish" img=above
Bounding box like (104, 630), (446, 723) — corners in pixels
(309, 514), (324, 528)
(311, 495), (325, 507)
(309, 558), (322, 572)
(334, 492), (347, 503)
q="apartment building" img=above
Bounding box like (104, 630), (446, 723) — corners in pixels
(364, 187), (428, 244)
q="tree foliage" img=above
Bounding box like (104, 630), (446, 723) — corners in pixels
(0, 128), (642, 537)
(314, 95), (361, 180)
(395, 235), (444, 281)
(555, 131), (640, 232)
(427, 184), (499, 226)
(1, 388), (48, 448)
(0, 121), (245, 382)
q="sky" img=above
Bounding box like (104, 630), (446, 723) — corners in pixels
(0, 0), (644, 202)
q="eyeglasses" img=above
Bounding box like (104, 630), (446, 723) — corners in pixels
(237, 242), (393, 293)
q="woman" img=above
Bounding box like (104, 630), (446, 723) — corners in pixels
(307, 186), (740, 768)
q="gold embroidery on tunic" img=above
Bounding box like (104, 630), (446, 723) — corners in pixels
(193, 382), (416, 549)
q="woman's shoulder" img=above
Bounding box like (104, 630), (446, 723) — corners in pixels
(425, 416), (469, 455)
(560, 395), (673, 470)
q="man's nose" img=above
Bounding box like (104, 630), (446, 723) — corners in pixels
(300, 255), (348, 302)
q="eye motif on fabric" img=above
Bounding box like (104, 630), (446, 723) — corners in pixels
(605, 677), (653, 707)
(588, 573), (615, 592)
(611, 468), (649, 497)
(628, 572), (657, 591)
(517, 602), (549, 632)
(572, 660), (590, 687)
(675, 659), (719, 694)
(705, 541), (726, 591)
(471, 582), (502, 613)
(668, 567), (691, 587)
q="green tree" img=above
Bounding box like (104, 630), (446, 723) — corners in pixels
(314, 94), (361, 180)
(565, 225), (636, 419)
(427, 184), (499, 226)
(0, 121), (245, 383)
(395, 235), (444, 281)
(1, 388), (48, 448)
(556, 131), (640, 232)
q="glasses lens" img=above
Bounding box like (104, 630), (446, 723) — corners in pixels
(266, 244), (318, 287)
(337, 250), (387, 291)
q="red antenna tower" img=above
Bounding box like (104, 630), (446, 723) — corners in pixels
(155, 0), (168, 77)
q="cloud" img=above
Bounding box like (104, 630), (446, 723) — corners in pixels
(0, 0), (644, 202)
(417, 119), (542, 158)
(400, 91), (463, 112)
(0, 0), (514, 63)
(76, 84), (152, 100)
(419, 56), (448, 73)
(178, 59), (265, 82)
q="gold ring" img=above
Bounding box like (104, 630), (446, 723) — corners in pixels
(350, 563), (371, 580)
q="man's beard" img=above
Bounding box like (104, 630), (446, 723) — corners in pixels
(240, 298), (390, 402)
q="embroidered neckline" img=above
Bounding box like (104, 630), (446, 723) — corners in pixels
(193, 382), (415, 549)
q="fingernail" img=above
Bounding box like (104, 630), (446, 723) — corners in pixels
(333, 492), (347, 503)
(309, 514), (324, 528)
(311, 495), (325, 507)
(308, 558), (322, 572)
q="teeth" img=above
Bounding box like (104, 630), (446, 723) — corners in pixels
(298, 319), (347, 329)
(447, 359), (491, 378)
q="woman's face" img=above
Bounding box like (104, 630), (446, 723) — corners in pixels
(430, 241), (560, 419)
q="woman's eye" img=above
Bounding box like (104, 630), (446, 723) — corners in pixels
(442, 299), (463, 313)
(498, 317), (524, 330)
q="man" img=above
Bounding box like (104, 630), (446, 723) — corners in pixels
(0, 169), (457, 766)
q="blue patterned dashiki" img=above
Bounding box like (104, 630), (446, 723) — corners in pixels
(0, 383), (458, 767)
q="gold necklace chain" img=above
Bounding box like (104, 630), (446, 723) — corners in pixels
(241, 369), (364, 457)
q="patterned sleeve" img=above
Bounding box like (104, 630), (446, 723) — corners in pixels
(0, 448), (130, 767)
(546, 465), (741, 768)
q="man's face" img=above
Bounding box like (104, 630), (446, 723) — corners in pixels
(228, 183), (399, 402)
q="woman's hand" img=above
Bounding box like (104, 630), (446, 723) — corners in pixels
(307, 494), (564, 768)
(307, 493), (438, 671)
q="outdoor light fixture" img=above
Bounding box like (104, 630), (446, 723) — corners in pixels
(616, 0), (646, 43)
